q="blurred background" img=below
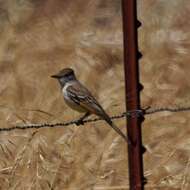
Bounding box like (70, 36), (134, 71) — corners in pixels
(0, 0), (189, 189)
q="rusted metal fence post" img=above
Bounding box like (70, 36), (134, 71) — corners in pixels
(122, 0), (144, 189)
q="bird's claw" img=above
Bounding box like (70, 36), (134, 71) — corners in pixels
(75, 119), (84, 126)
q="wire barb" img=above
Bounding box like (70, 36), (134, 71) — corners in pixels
(0, 106), (190, 132)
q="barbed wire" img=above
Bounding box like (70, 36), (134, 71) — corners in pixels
(0, 106), (190, 132)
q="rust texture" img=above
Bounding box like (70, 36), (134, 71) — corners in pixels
(122, 0), (144, 189)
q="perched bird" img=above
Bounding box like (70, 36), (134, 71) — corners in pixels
(51, 68), (128, 143)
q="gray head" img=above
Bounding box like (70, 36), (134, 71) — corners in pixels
(51, 68), (76, 87)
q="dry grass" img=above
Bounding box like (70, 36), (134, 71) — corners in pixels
(0, 0), (189, 189)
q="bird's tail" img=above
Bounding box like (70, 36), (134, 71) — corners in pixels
(103, 114), (129, 143)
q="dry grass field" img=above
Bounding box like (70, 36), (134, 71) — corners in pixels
(0, 0), (189, 189)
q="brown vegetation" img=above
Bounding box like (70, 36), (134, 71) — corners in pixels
(0, 0), (189, 189)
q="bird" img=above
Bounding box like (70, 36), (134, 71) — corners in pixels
(51, 68), (129, 143)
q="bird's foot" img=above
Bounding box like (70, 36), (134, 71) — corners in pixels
(75, 119), (84, 126)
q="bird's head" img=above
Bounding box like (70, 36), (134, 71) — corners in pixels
(51, 68), (76, 87)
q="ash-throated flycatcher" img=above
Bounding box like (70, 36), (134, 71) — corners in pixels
(51, 68), (128, 143)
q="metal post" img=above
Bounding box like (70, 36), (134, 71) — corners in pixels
(122, 0), (144, 189)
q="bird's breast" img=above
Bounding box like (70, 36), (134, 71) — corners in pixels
(62, 83), (86, 113)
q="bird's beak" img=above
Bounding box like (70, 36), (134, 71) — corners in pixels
(51, 75), (59, 79)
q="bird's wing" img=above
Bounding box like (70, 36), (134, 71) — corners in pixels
(67, 82), (129, 143)
(66, 83), (104, 115)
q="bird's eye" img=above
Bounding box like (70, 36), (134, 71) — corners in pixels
(64, 73), (70, 77)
